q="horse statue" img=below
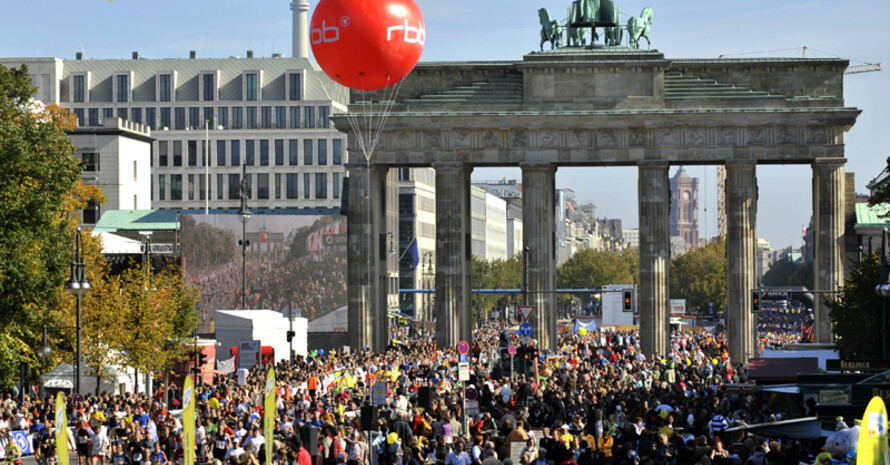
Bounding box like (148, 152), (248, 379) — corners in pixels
(603, 4), (622, 46)
(538, 8), (562, 51)
(566, 5), (588, 46)
(567, 0), (620, 46)
(626, 6), (653, 49)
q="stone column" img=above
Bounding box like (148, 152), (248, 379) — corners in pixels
(522, 163), (557, 351)
(813, 158), (846, 343)
(434, 162), (473, 348)
(726, 160), (757, 363)
(346, 162), (389, 352)
(638, 161), (670, 357)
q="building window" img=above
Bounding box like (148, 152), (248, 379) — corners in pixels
(257, 174), (269, 199)
(73, 108), (84, 126)
(188, 140), (197, 166)
(158, 175), (166, 200)
(333, 139), (342, 165)
(160, 108), (171, 129)
(146, 108), (156, 129)
(232, 107), (243, 129)
(188, 174), (195, 200)
(200, 174), (207, 200)
(246, 140), (255, 165)
(318, 106), (330, 128)
(189, 107), (200, 129)
(275, 106), (286, 129)
(204, 107), (214, 127)
(117, 108), (128, 121)
(275, 173), (281, 199)
(133, 160), (138, 181)
(245, 73), (257, 101)
(83, 202), (99, 224)
(261, 106), (271, 129)
(116, 75), (128, 102)
(303, 173), (311, 199)
(173, 141), (182, 166)
(288, 140), (298, 165)
(318, 139), (327, 165)
(175, 107), (186, 130)
(289, 107), (300, 128)
(159, 74), (172, 102)
(218, 107), (228, 129)
(315, 173), (327, 199)
(217, 140), (226, 166)
(304, 106), (315, 128)
(81, 152), (99, 172)
(288, 73), (301, 100)
(103, 108), (114, 121)
(132, 108), (142, 124)
(158, 141), (168, 166)
(228, 174), (240, 200)
(333, 173), (340, 199)
(303, 139), (313, 165)
(286, 173), (299, 199)
(73, 75), (85, 103)
(203, 73), (215, 101)
(232, 140), (241, 166)
(171, 174), (183, 200)
(88, 108), (99, 126)
(247, 107), (258, 129)
(260, 140), (269, 166)
(217, 174), (224, 200)
(274, 139), (284, 166)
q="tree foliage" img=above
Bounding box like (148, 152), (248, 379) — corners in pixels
(471, 254), (523, 320)
(762, 258), (813, 288)
(669, 241), (726, 314)
(825, 253), (885, 359)
(868, 157), (890, 215)
(557, 248), (635, 290)
(180, 215), (236, 272)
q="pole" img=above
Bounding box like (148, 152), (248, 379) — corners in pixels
(523, 246), (529, 306)
(883, 228), (887, 359)
(205, 120), (210, 215)
(461, 380), (468, 439)
(242, 216), (248, 310)
(289, 308), (294, 363)
(75, 232), (83, 395)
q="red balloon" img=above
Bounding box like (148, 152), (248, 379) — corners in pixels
(310, 0), (425, 91)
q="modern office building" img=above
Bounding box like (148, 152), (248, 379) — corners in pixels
(397, 168), (437, 321)
(669, 167), (700, 253)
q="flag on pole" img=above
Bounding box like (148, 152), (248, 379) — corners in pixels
(406, 238), (419, 268)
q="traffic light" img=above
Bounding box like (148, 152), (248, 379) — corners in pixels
(752, 291), (761, 312)
(197, 352), (208, 367)
(623, 290), (633, 311)
(286, 330), (296, 342)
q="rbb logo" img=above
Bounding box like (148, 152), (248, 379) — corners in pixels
(386, 20), (425, 45)
(311, 19), (342, 44)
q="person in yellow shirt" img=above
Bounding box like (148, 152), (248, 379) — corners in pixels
(559, 425), (574, 449)
(597, 433), (613, 459)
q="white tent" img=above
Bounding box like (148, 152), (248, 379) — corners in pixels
(308, 306), (347, 333)
(92, 231), (143, 254)
(41, 363), (134, 395)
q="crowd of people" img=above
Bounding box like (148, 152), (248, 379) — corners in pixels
(0, 323), (831, 465)
(756, 308), (813, 350)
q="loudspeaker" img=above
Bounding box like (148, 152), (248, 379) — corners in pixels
(418, 386), (433, 410)
(300, 426), (319, 457)
(361, 405), (378, 431)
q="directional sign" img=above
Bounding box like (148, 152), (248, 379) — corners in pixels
(518, 305), (535, 322)
(465, 387), (478, 401)
(518, 322), (533, 337)
(457, 341), (470, 355)
(508, 345), (517, 356)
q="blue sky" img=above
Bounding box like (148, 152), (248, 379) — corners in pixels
(1, 0), (887, 249)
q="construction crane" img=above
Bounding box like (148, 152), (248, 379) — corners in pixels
(713, 47), (881, 242)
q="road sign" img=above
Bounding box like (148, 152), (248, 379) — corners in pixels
(519, 322), (533, 337)
(465, 400), (480, 417)
(508, 345), (517, 356)
(465, 387), (478, 401)
(521, 336), (530, 345)
(372, 380), (387, 406)
(518, 305), (535, 322)
(458, 362), (470, 381)
(459, 353), (469, 363)
(457, 341), (470, 354)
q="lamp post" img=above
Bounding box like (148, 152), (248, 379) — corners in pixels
(67, 228), (90, 394)
(239, 164), (252, 310)
(205, 119), (210, 215)
(423, 252), (433, 323)
(876, 228), (890, 359)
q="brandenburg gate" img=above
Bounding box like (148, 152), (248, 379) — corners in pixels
(332, 48), (859, 363)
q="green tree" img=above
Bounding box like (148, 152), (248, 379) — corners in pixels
(762, 258), (813, 288)
(180, 215), (236, 272)
(0, 64), (86, 389)
(471, 255), (523, 320)
(557, 248), (634, 290)
(825, 253), (884, 359)
(670, 241), (726, 314)
(868, 157), (890, 213)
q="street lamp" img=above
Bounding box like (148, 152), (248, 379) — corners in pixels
(238, 164), (252, 310)
(875, 228), (890, 359)
(67, 228), (90, 394)
(423, 252), (434, 323)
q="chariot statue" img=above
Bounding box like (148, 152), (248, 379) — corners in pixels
(536, 0), (652, 50)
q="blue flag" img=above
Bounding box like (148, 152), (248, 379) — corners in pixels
(406, 238), (419, 268)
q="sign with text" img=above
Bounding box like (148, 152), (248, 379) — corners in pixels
(458, 362), (470, 381)
(372, 380), (387, 406)
(826, 359), (890, 372)
(238, 340), (261, 370)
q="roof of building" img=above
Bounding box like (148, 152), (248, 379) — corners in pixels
(94, 208), (341, 232)
(855, 202), (890, 229)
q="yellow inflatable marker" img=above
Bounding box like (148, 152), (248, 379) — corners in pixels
(183, 375), (195, 465)
(265, 368), (275, 465)
(55, 392), (68, 465)
(858, 396), (888, 465)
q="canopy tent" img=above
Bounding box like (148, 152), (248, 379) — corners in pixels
(307, 306), (347, 333)
(92, 231), (143, 254)
(724, 417), (832, 440)
(40, 362), (134, 395)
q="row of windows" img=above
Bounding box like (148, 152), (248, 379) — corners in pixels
(70, 105), (330, 130)
(152, 139), (343, 168)
(154, 172), (340, 202)
(72, 72), (303, 104)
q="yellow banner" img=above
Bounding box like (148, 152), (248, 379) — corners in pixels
(55, 392), (68, 465)
(265, 367), (275, 465)
(183, 375), (196, 465)
(858, 396), (889, 465)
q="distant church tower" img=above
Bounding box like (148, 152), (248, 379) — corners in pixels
(669, 167), (700, 253)
(290, 0), (310, 58)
